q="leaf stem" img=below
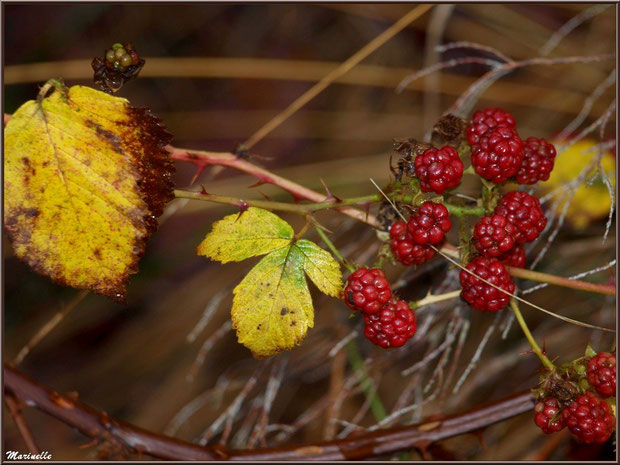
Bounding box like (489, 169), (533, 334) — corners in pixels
(345, 339), (387, 422)
(443, 202), (485, 217)
(510, 299), (555, 371)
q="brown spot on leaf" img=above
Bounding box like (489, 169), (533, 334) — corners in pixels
(290, 321), (296, 326)
(280, 307), (289, 316)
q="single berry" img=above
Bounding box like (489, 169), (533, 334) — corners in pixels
(587, 352), (616, 398)
(498, 243), (526, 268)
(406, 201), (451, 245)
(120, 54), (133, 67)
(105, 49), (116, 63)
(534, 397), (566, 434)
(562, 392), (615, 444)
(473, 214), (518, 258)
(471, 126), (525, 183)
(467, 108), (516, 146)
(414, 146), (464, 194)
(363, 299), (417, 348)
(460, 257), (515, 312)
(390, 221), (435, 266)
(515, 137), (557, 184)
(494, 191), (547, 243)
(344, 268), (392, 314)
(114, 47), (126, 59)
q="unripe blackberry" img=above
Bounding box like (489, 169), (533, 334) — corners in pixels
(390, 221), (435, 266)
(498, 243), (526, 268)
(515, 137), (557, 184)
(587, 352), (616, 398)
(363, 298), (417, 348)
(471, 126), (525, 184)
(414, 146), (464, 194)
(343, 268), (392, 314)
(494, 191), (547, 243)
(534, 397), (566, 434)
(562, 392), (615, 444)
(406, 201), (451, 245)
(467, 107), (516, 146)
(472, 214), (518, 258)
(460, 257), (515, 312)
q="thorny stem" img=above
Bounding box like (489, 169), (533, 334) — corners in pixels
(344, 340), (388, 422)
(174, 189), (377, 216)
(510, 299), (556, 371)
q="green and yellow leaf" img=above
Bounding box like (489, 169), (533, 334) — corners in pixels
(4, 81), (174, 302)
(199, 208), (343, 358)
(197, 207), (293, 263)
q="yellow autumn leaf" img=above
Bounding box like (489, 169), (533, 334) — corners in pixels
(540, 139), (615, 229)
(197, 207), (293, 263)
(198, 207), (343, 358)
(4, 80), (174, 302)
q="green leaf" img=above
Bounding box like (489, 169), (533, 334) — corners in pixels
(197, 207), (293, 263)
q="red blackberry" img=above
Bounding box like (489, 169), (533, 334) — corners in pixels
(406, 201), (451, 245)
(390, 221), (435, 266)
(460, 257), (515, 312)
(467, 108), (516, 146)
(471, 126), (525, 183)
(414, 146), (464, 194)
(344, 268), (392, 314)
(472, 214), (518, 258)
(498, 244), (526, 268)
(494, 191), (547, 243)
(587, 352), (616, 398)
(562, 392), (615, 444)
(363, 298), (417, 348)
(515, 137), (557, 185)
(534, 397), (566, 434)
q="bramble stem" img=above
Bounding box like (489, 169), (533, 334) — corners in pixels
(174, 189), (377, 215)
(506, 266), (615, 296)
(443, 202), (485, 217)
(510, 299), (555, 371)
(412, 289), (461, 309)
(345, 339), (387, 422)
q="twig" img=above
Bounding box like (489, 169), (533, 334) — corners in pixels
(5, 394), (40, 454)
(506, 266), (615, 296)
(242, 4), (433, 149)
(4, 364), (536, 461)
(12, 290), (88, 366)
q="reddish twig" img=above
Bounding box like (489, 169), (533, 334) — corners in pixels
(4, 364), (535, 461)
(5, 394), (40, 454)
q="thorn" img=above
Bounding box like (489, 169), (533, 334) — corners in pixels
(257, 190), (272, 201)
(307, 215), (333, 234)
(320, 179), (342, 202)
(190, 165), (206, 186)
(199, 184), (209, 195)
(248, 180), (267, 189)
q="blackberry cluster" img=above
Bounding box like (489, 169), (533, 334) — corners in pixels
(389, 201), (450, 267)
(466, 107), (516, 146)
(459, 257), (515, 312)
(494, 191), (547, 244)
(534, 397), (565, 434)
(343, 268), (417, 348)
(587, 352), (616, 398)
(414, 146), (464, 194)
(343, 268), (391, 314)
(562, 392), (615, 444)
(104, 43), (140, 72)
(473, 214), (518, 258)
(470, 126), (525, 183)
(515, 137), (557, 184)
(363, 298), (417, 348)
